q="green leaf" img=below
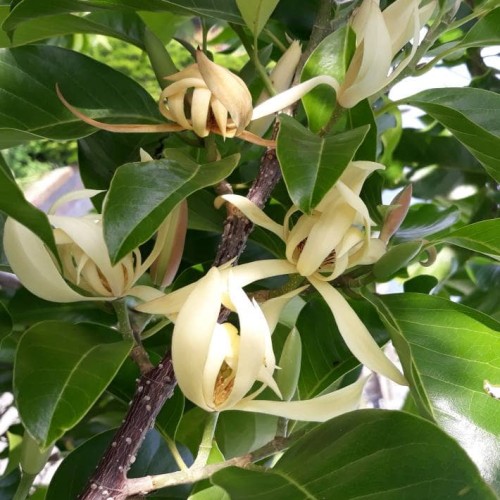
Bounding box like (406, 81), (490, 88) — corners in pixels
(190, 486), (230, 500)
(404, 88), (500, 182)
(441, 220), (500, 260)
(296, 296), (389, 398)
(14, 321), (132, 449)
(395, 203), (460, 241)
(236, 0), (279, 37)
(0, 167), (58, 258)
(456, 8), (500, 50)
(0, 8), (147, 48)
(213, 410), (495, 499)
(374, 294), (500, 491)
(276, 116), (369, 213)
(0, 300), (13, 350)
(373, 240), (424, 281)
(46, 429), (192, 500)
(103, 151), (240, 264)
(0, 45), (162, 149)
(301, 26), (355, 133)
(78, 130), (163, 209)
(2, 0), (243, 34)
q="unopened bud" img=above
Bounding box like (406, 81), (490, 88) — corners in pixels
(380, 184), (412, 243)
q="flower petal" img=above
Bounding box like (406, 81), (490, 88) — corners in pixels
(172, 267), (224, 411)
(216, 195), (284, 239)
(3, 218), (93, 302)
(252, 75), (339, 120)
(191, 87), (212, 137)
(234, 376), (367, 421)
(310, 276), (407, 385)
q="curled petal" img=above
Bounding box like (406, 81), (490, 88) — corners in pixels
(191, 87), (212, 137)
(172, 267), (224, 411)
(252, 75), (339, 121)
(310, 276), (407, 385)
(3, 218), (94, 302)
(216, 195), (284, 239)
(260, 286), (308, 333)
(56, 84), (183, 134)
(234, 376), (367, 422)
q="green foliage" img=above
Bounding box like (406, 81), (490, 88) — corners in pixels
(0, 1), (499, 499)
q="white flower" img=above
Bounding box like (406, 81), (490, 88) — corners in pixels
(216, 162), (407, 385)
(138, 266), (367, 421)
(4, 190), (184, 303)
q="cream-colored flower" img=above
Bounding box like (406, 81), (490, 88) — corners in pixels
(159, 50), (253, 139)
(139, 266), (367, 421)
(251, 0), (436, 115)
(216, 162), (407, 385)
(4, 190), (184, 303)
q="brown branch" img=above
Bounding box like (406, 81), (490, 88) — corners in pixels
(78, 352), (175, 500)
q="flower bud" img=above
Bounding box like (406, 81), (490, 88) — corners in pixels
(380, 184), (412, 243)
(159, 50), (253, 138)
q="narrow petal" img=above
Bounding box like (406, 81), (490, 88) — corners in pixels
(382, 0), (421, 56)
(56, 85), (183, 133)
(210, 96), (228, 137)
(163, 91), (192, 130)
(172, 267), (224, 411)
(310, 277), (407, 385)
(338, 7), (393, 108)
(251, 76), (339, 120)
(225, 259), (298, 288)
(234, 376), (367, 421)
(127, 285), (167, 302)
(216, 195), (285, 239)
(48, 189), (104, 215)
(191, 87), (212, 137)
(3, 219), (93, 302)
(223, 281), (275, 408)
(260, 286), (308, 334)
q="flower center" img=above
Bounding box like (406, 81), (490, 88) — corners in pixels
(213, 361), (236, 406)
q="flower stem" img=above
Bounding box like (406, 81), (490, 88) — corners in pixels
(192, 412), (220, 468)
(12, 473), (36, 500)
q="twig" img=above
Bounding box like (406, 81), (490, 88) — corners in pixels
(78, 352), (176, 500)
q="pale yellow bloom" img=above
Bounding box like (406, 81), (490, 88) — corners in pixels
(216, 162), (407, 385)
(4, 188), (184, 303)
(139, 266), (367, 421)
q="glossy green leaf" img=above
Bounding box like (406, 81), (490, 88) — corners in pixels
(190, 486), (230, 500)
(301, 26), (355, 132)
(46, 429), (192, 500)
(236, 0), (279, 37)
(0, 166), (58, 258)
(187, 190), (225, 233)
(404, 88), (500, 182)
(0, 8), (146, 48)
(347, 99), (377, 161)
(441, 220), (500, 260)
(0, 45), (162, 149)
(395, 204), (460, 241)
(374, 294), (500, 490)
(2, 0), (243, 34)
(457, 8), (500, 50)
(276, 116), (369, 213)
(213, 410), (495, 499)
(0, 300), (12, 350)
(373, 241), (424, 281)
(78, 130), (163, 209)
(103, 151), (240, 263)
(403, 274), (439, 293)
(296, 296), (388, 398)
(14, 321), (132, 449)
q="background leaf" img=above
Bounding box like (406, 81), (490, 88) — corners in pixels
(276, 116), (368, 213)
(212, 410), (495, 499)
(0, 8), (147, 48)
(456, 8), (500, 50)
(14, 321), (132, 449)
(0, 45), (162, 148)
(374, 293), (500, 491)
(404, 88), (500, 182)
(236, 0), (279, 37)
(103, 151), (240, 263)
(2, 0), (243, 33)
(441, 220), (500, 260)
(0, 166), (58, 258)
